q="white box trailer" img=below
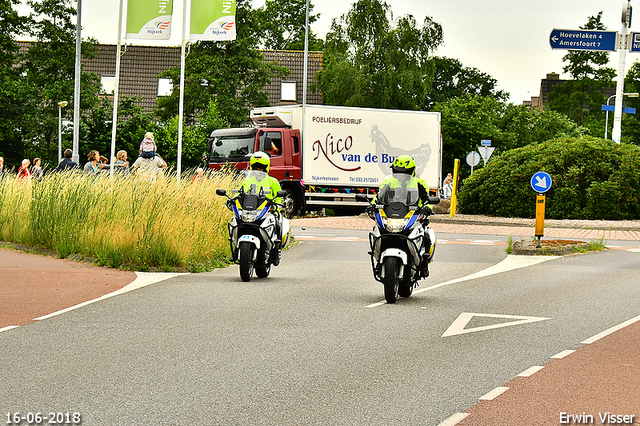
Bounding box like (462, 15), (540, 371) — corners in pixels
(241, 105), (442, 213)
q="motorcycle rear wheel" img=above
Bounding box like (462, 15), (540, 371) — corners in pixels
(398, 285), (413, 298)
(255, 252), (271, 278)
(239, 242), (254, 282)
(383, 257), (400, 304)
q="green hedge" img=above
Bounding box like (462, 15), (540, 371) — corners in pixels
(458, 137), (640, 219)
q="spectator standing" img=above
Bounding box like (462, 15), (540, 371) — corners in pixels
(55, 149), (80, 171)
(84, 150), (104, 175)
(0, 157), (5, 177)
(17, 159), (31, 180)
(31, 158), (43, 180)
(131, 152), (167, 181)
(139, 132), (157, 159)
(442, 173), (453, 200)
(191, 167), (205, 183)
(114, 150), (130, 174)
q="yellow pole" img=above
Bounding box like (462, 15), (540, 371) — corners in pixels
(449, 159), (460, 217)
(535, 194), (546, 247)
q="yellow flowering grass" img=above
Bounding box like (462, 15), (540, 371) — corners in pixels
(0, 170), (238, 271)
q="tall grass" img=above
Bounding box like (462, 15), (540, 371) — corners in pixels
(0, 170), (238, 271)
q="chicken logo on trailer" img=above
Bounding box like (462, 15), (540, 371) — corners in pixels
(304, 107), (440, 187)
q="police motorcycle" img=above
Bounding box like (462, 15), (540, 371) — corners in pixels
(216, 171), (291, 282)
(356, 173), (438, 304)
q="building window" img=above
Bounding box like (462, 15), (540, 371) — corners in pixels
(158, 78), (173, 96)
(280, 81), (297, 102)
(101, 76), (115, 94)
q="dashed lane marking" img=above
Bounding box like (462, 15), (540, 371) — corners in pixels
(436, 413), (469, 426)
(479, 387), (510, 401)
(518, 366), (544, 377)
(551, 349), (576, 359)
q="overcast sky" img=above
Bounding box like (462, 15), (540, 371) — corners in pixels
(17, 0), (640, 104)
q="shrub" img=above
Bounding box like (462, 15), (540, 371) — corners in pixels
(458, 137), (640, 219)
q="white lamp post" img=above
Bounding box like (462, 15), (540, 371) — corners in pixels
(605, 92), (639, 140)
(57, 101), (68, 161)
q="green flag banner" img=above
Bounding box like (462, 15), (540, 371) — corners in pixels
(126, 0), (174, 40)
(190, 0), (236, 41)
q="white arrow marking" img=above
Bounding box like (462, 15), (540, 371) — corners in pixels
(442, 312), (552, 337)
(552, 36), (559, 43)
(534, 175), (547, 188)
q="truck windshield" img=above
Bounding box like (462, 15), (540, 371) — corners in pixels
(210, 135), (255, 161)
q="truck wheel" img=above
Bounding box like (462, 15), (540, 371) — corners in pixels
(239, 242), (254, 282)
(383, 257), (399, 304)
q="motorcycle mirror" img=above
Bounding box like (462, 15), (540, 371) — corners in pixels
(428, 196), (441, 205)
(216, 189), (227, 196)
(276, 190), (289, 198)
(355, 194), (369, 202)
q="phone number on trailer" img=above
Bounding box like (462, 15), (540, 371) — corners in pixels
(349, 177), (379, 183)
(6, 413), (81, 425)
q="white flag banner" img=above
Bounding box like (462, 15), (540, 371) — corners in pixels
(190, 0), (236, 41)
(126, 0), (174, 40)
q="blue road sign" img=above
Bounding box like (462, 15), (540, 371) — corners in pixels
(481, 139), (491, 146)
(531, 171), (552, 194)
(601, 105), (636, 114)
(630, 33), (640, 52)
(549, 29), (617, 51)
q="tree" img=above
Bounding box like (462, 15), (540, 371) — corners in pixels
(156, 0), (288, 127)
(314, 0), (443, 110)
(20, 0), (102, 166)
(546, 12), (615, 134)
(433, 95), (586, 177)
(424, 57), (508, 110)
(256, 0), (323, 51)
(0, 0), (31, 165)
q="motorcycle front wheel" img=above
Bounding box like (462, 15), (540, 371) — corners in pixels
(239, 242), (255, 282)
(383, 257), (400, 304)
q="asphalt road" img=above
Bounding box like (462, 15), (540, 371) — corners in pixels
(1, 228), (639, 425)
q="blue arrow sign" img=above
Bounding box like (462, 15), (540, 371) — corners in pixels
(549, 29), (617, 51)
(531, 171), (552, 194)
(481, 139), (491, 146)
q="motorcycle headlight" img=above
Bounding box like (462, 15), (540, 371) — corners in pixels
(385, 218), (407, 233)
(241, 210), (258, 222)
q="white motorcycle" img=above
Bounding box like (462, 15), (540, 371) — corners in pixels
(216, 171), (291, 282)
(357, 173), (438, 303)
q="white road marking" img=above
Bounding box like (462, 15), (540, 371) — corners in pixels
(442, 313), (551, 337)
(551, 349), (575, 359)
(479, 386), (509, 400)
(436, 413), (470, 426)
(581, 313), (640, 344)
(626, 248), (640, 253)
(0, 326), (19, 333)
(518, 366), (544, 377)
(34, 272), (187, 321)
(366, 255), (560, 308)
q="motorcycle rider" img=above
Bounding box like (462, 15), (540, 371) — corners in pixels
(374, 154), (433, 277)
(240, 151), (284, 263)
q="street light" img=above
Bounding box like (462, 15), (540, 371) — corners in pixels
(58, 101), (68, 162)
(605, 92), (639, 140)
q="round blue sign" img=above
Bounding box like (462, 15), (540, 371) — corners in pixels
(530, 171), (552, 193)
